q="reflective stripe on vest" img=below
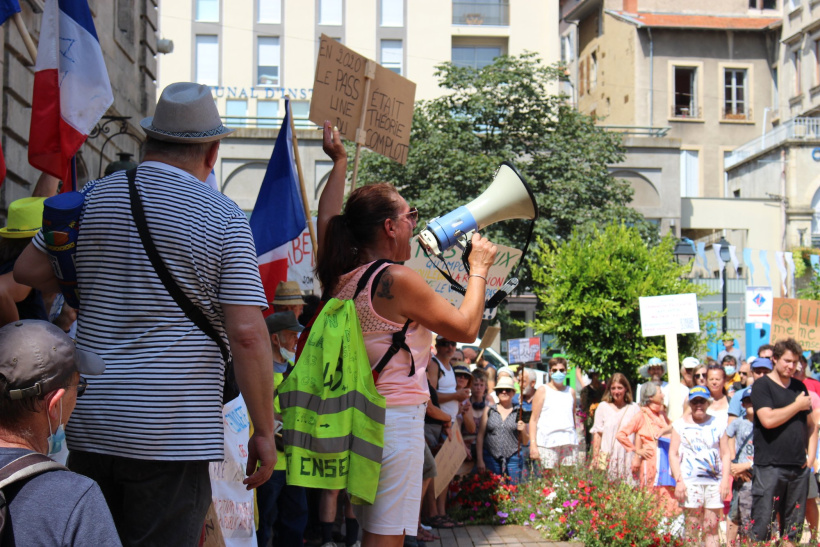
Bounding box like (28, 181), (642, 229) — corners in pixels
(279, 298), (385, 505)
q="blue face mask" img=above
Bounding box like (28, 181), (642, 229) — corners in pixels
(724, 366), (736, 377)
(47, 400), (66, 456)
(551, 371), (567, 384)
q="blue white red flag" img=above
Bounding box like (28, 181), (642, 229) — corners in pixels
(0, 0), (20, 26)
(28, 0), (113, 192)
(249, 100), (307, 312)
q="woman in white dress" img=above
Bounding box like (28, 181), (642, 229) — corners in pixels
(529, 357), (578, 469)
(589, 372), (640, 481)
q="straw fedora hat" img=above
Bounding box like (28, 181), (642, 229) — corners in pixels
(0, 197), (46, 239)
(271, 281), (306, 306)
(140, 82), (234, 143)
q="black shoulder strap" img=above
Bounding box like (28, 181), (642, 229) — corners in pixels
(351, 259), (415, 378)
(126, 168), (231, 366)
(0, 453), (66, 490)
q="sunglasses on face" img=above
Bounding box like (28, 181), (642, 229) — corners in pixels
(694, 373), (707, 379)
(398, 207), (419, 223)
(739, 372), (749, 376)
(550, 369), (566, 374)
(438, 340), (456, 347)
(65, 377), (88, 398)
(497, 388), (514, 394)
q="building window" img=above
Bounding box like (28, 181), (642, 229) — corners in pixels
(673, 66), (698, 118)
(195, 35), (219, 85)
(257, 100), (280, 127)
(793, 47), (802, 96)
(380, 40), (403, 75)
(723, 68), (747, 119)
(680, 150), (699, 197)
(291, 101), (311, 127)
(195, 0), (219, 21)
(815, 40), (820, 87)
(749, 0), (776, 8)
(380, 0), (403, 26)
(452, 0), (509, 26)
(226, 99), (248, 127)
(258, 0), (281, 23)
(319, 0), (343, 25)
(258, 37), (280, 86)
(452, 45), (502, 69)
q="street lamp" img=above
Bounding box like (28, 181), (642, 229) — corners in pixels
(718, 236), (731, 334)
(673, 238), (696, 267)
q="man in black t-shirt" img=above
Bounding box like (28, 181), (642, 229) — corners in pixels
(750, 338), (817, 544)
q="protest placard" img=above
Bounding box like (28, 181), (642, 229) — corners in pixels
(209, 396), (255, 546)
(287, 218), (319, 293)
(638, 293), (700, 337)
(309, 35), (415, 165)
(507, 337), (541, 364)
(404, 240), (521, 319)
(770, 297), (820, 350)
(201, 503), (226, 547)
(434, 426), (467, 498)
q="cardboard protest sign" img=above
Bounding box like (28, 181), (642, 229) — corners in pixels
(209, 396), (255, 546)
(434, 426), (467, 498)
(404, 240), (521, 319)
(310, 35), (415, 164)
(287, 218), (319, 293)
(201, 503), (226, 547)
(770, 298), (820, 350)
(311, 35), (367, 139)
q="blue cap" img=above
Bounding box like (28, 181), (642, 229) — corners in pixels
(752, 358), (773, 371)
(741, 387), (752, 400)
(688, 385), (711, 401)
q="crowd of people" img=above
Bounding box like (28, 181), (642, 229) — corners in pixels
(1, 79), (818, 547)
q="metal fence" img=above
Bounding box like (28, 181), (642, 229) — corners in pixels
(725, 117), (820, 169)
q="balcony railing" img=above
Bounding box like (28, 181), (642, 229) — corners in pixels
(671, 105), (702, 119)
(722, 107), (752, 122)
(725, 116), (820, 169)
(452, 1), (509, 26)
(600, 125), (671, 137)
(222, 116), (316, 129)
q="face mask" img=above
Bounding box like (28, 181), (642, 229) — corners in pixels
(280, 347), (296, 363)
(551, 371), (567, 384)
(724, 366), (736, 376)
(46, 400), (69, 465)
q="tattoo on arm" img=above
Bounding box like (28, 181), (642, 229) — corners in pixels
(376, 271), (395, 300)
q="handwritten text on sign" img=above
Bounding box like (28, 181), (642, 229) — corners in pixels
(404, 240), (520, 320)
(638, 293), (700, 337)
(310, 35), (415, 164)
(770, 298), (820, 351)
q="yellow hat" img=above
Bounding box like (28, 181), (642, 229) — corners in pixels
(0, 197), (46, 238)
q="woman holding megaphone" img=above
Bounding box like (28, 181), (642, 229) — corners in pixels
(316, 121), (498, 547)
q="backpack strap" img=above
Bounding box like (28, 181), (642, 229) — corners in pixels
(0, 453), (66, 490)
(353, 259), (393, 300)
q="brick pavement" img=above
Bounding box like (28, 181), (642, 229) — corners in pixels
(424, 525), (582, 547)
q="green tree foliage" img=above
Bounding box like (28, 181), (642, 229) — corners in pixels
(530, 224), (713, 381)
(354, 53), (655, 287)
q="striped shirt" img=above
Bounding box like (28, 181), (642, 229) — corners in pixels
(33, 161), (267, 461)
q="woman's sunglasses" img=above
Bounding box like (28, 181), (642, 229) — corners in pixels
(497, 388), (514, 394)
(694, 373), (707, 379)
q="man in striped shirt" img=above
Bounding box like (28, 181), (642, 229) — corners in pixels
(14, 83), (276, 546)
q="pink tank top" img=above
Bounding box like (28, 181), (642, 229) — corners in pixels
(334, 262), (431, 406)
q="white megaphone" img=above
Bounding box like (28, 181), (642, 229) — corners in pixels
(417, 161), (538, 257)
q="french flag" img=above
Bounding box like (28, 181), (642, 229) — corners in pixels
(28, 0), (113, 191)
(249, 100), (307, 315)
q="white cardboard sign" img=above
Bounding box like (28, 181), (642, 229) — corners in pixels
(639, 293), (699, 337)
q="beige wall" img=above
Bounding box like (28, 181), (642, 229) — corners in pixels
(682, 198), (785, 291)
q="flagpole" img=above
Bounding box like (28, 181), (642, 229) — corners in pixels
(286, 96), (317, 254)
(350, 60), (376, 193)
(12, 12), (37, 64)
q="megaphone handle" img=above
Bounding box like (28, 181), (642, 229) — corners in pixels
(462, 240), (472, 275)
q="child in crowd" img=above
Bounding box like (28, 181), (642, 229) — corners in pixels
(722, 389), (754, 543)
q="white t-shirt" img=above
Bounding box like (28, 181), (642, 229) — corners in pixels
(672, 415), (728, 485)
